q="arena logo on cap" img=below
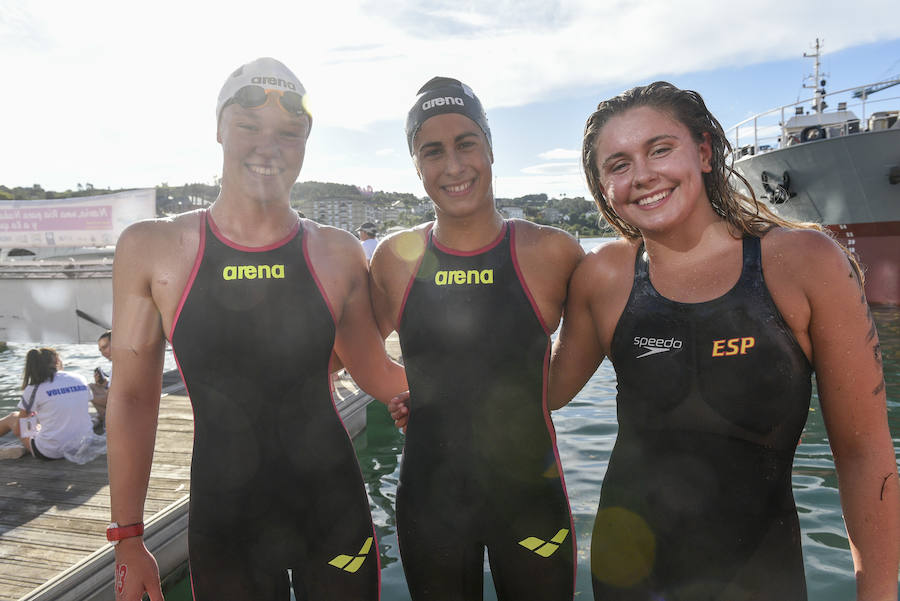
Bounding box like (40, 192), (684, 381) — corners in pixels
(422, 96), (465, 111)
(251, 76), (296, 91)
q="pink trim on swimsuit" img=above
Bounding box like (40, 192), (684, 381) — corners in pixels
(430, 221), (507, 256)
(207, 209), (301, 252)
(509, 221), (551, 335)
(396, 224), (433, 329)
(169, 211), (208, 343)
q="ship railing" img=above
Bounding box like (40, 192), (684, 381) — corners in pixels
(725, 78), (900, 159)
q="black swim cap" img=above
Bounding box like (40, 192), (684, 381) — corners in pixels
(405, 76), (492, 155)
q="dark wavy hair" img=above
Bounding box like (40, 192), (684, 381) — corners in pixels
(22, 347), (59, 389)
(582, 81), (825, 239)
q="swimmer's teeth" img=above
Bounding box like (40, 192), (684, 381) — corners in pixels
(250, 166), (277, 176)
(637, 190), (667, 206)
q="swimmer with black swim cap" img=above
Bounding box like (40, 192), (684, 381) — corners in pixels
(372, 76), (584, 600)
(405, 76), (492, 155)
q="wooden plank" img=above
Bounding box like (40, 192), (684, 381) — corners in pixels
(0, 375), (194, 601)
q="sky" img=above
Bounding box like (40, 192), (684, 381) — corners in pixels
(2, 0), (899, 201)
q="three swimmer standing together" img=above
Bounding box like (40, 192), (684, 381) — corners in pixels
(106, 58), (898, 601)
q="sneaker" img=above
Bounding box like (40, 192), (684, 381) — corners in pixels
(0, 441), (26, 460)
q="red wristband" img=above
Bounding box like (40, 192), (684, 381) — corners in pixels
(106, 521), (144, 544)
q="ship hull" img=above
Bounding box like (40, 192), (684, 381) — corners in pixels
(734, 128), (900, 305)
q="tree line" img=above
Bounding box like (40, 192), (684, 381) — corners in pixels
(1, 181), (611, 236)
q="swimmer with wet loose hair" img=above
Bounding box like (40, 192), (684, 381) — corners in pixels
(550, 81), (898, 600)
(372, 76), (584, 600)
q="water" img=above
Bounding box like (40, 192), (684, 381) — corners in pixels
(1, 237), (897, 599)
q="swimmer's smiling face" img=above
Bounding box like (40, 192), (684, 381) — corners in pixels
(217, 100), (310, 206)
(413, 113), (494, 220)
(593, 106), (712, 236)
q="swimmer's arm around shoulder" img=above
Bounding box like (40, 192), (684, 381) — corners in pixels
(791, 231), (899, 601)
(548, 252), (608, 410)
(106, 223), (166, 601)
(368, 237), (401, 338)
(329, 232), (408, 404)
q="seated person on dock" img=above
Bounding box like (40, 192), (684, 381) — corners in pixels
(106, 57), (408, 601)
(371, 76), (584, 600)
(549, 81), (899, 600)
(0, 347), (94, 461)
(88, 330), (111, 432)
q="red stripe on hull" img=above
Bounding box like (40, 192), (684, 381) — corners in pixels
(826, 221), (899, 305)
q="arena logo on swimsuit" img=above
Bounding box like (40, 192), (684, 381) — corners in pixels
(434, 269), (493, 286)
(222, 264), (285, 280)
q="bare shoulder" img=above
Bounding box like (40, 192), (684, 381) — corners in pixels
(372, 222), (430, 268)
(512, 219), (584, 263)
(115, 211), (203, 268)
(304, 219), (363, 255)
(380, 222), (431, 252)
(302, 220), (367, 299)
(761, 227), (858, 292)
(369, 223), (430, 301)
(575, 237), (639, 290)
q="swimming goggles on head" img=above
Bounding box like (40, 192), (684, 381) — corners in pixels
(222, 85), (310, 119)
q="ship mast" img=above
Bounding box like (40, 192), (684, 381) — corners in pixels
(803, 38), (827, 113)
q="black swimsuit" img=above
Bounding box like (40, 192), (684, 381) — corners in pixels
(171, 211), (379, 601)
(396, 222), (575, 600)
(595, 236), (811, 600)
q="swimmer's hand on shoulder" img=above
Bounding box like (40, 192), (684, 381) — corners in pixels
(389, 391), (410, 433)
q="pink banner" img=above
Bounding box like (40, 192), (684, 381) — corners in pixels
(0, 205), (112, 232)
(0, 189), (154, 248)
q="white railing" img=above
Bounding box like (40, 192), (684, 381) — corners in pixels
(726, 79), (899, 159)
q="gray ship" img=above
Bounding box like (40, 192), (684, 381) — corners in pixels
(727, 39), (899, 305)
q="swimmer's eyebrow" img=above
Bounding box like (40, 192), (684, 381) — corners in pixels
(417, 131), (481, 155)
(417, 140), (444, 154)
(599, 134), (679, 170)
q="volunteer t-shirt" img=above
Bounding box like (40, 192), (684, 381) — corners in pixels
(19, 371), (94, 458)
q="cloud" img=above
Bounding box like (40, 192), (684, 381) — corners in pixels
(521, 162), (580, 176)
(3, 0), (898, 193)
(538, 148), (581, 160)
(375, 148), (396, 157)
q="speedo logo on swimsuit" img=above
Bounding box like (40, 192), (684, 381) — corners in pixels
(518, 529), (569, 557)
(222, 264), (285, 280)
(328, 537), (373, 573)
(250, 76), (296, 90)
(46, 384), (89, 396)
(434, 269), (493, 286)
(633, 336), (683, 358)
(711, 336), (756, 357)
(422, 96), (464, 111)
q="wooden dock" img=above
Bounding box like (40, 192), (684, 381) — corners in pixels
(0, 332), (400, 600)
(0, 374), (193, 601)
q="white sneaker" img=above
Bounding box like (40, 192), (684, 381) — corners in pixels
(0, 441), (26, 460)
